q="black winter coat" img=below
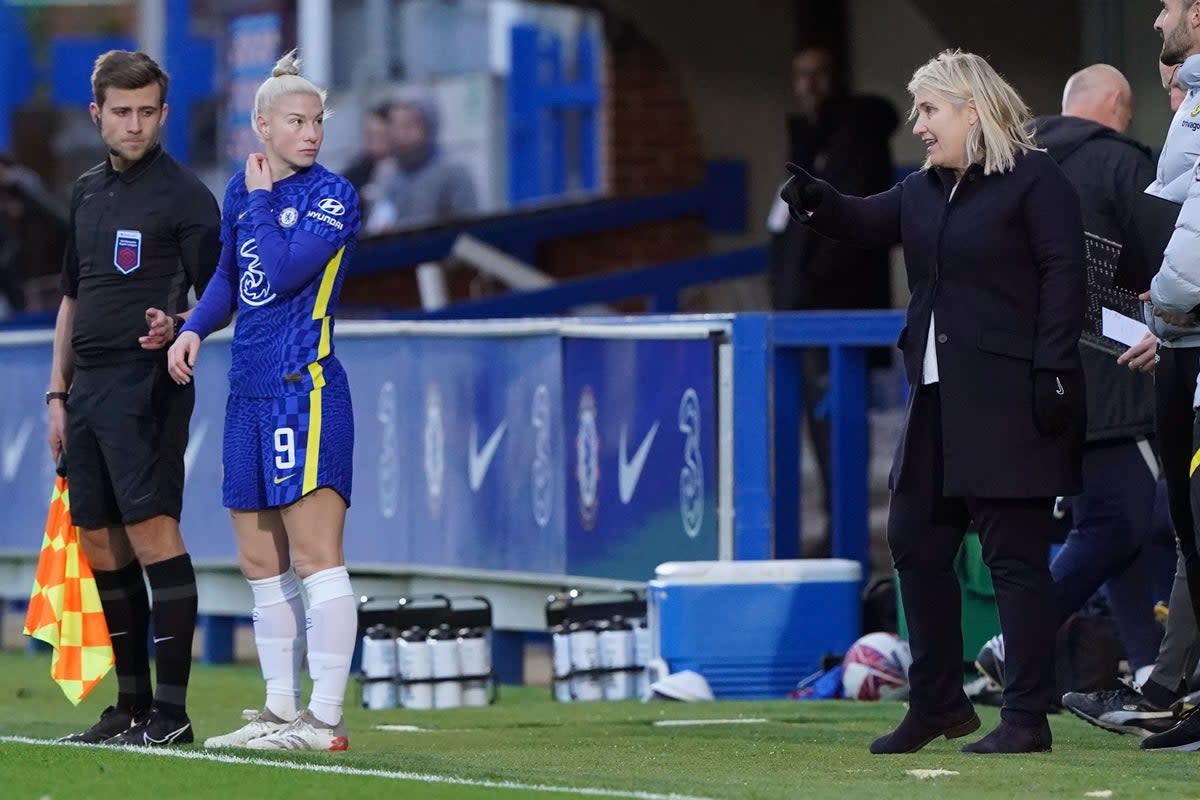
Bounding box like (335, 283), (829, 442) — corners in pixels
(806, 149), (1086, 498)
(1032, 114), (1178, 444)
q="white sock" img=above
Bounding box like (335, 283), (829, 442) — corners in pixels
(248, 570), (305, 721)
(1134, 665), (1155, 691)
(302, 566), (356, 726)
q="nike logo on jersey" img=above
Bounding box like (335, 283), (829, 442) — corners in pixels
(618, 422), (659, 504)
(274, 474), (295, 485)
(153, 636), (174, 644)
(468, 420), (508, 491)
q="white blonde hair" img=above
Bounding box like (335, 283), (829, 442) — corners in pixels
(251, 50), (327, 136)
(907, 49), (1035, 175)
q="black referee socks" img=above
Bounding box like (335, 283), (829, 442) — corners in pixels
(93, 559), (152, 714)
(145, 553), (198, 718)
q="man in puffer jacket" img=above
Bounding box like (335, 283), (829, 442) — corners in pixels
(1117, 11), (1200, 750)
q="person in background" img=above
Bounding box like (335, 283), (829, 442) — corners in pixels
(366, 94), (477, 233)
(976, 65), (1177, 732)
(342, 103), (393, 224)
(1067, 1), (1200, 751)
(767, 42), (898, 556)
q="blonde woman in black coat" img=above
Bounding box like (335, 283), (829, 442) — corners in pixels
(782, 50), (1086, 754)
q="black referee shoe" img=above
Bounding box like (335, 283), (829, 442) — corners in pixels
(105, 707), (193, 747)
(57, 705), (139, 744)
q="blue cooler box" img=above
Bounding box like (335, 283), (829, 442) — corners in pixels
(648, 559), (862, 699)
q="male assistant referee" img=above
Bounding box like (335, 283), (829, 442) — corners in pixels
(46, 50), (220, 746)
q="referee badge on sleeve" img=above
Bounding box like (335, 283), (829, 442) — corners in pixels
(113, 229), (142, 274)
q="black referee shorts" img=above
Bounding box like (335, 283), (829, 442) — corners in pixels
(65, 359), (195, 529)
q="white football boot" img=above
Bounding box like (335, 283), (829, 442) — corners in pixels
(203, 708), (291, 748)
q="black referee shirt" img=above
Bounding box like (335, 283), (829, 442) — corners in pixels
(61, 144), (220, 366)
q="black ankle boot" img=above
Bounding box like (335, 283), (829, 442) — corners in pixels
(870, 707), (981, 754)
(961, 719), (1052, 754)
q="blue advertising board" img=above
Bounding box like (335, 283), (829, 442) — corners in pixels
(0, 339), (59, 555)
(562, 336), (718, 580)
(0, 324), (718, 584)
(181, 329), (564, 572)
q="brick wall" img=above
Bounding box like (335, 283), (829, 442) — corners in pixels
(535, 27), (708, 298)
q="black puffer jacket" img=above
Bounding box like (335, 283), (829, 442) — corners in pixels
(1033, 114), (1177, 443)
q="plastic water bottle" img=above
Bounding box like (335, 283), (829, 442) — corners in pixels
(568, 621), (603, 702)
(397, 626), (433, 710)
(429, 624), (462, 709)
(598, 617), (635, 701)
(457, 627), (491, 707)
(550, 623), (573, 702)
(360, 624), (397, 709)
(632, 619), (651, 699)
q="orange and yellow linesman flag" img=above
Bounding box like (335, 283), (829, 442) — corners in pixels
(22, 475), (114, 704)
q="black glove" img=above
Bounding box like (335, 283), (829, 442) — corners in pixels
(780, 162), (825, 212)
(1032, 369), (1080, 436)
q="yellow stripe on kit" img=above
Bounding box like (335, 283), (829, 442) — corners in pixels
(1191, 447), (1200, 478)
(312, 246), (343, 319)
(303, 370), (323, 495)
(301, 245), (343, 494)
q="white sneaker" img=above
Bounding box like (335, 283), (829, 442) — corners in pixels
(244, 709), (349, 752)
(203, 708), (292, 748)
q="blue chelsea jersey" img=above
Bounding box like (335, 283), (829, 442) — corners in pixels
(222, 163), (360, 397)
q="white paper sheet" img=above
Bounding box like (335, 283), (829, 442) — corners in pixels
(1101, 307), (1150, 347)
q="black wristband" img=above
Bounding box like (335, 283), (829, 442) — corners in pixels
(45, 391), (69, 405)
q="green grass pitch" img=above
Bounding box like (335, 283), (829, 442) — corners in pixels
(0, 650), (1194, 800)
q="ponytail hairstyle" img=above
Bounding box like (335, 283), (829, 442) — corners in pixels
(251, 50), (328, 139)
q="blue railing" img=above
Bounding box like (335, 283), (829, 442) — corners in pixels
(730, 311), (906, 570)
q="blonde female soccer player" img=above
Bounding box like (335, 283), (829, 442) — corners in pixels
(169, 50), (361, 751)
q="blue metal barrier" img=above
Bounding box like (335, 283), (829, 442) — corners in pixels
(731, 310), (906, 572)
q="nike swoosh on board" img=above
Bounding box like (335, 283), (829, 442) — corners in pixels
(468, 420), (508, 491)
(618, 421), (659, 504)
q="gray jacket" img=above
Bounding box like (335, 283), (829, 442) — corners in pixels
(1147, 55), (1200, 348)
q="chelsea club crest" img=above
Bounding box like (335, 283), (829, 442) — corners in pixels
(278, 207), (299, 227)
(575, 386), (600, 530)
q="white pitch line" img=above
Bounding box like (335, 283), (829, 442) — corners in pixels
(0, 736), (720, 800)
(652, 719), (768, 728)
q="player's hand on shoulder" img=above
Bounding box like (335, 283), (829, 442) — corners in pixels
(167, 331), (201, 385)
(245, 153), (272, 193)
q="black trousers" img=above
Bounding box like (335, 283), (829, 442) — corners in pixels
(889, 384), (1057, 726)
(1156, 346), (1200, 630)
